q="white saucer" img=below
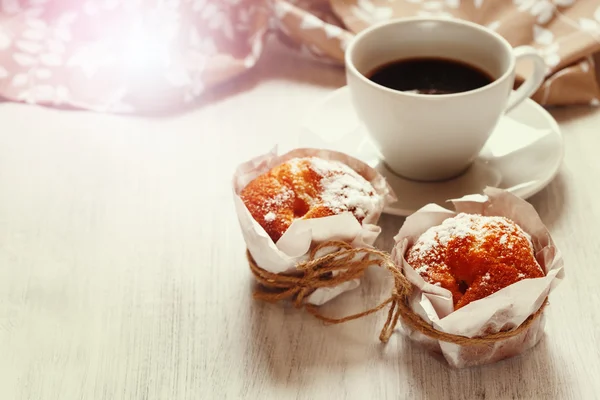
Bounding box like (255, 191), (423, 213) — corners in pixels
(298, 86), (564, 217)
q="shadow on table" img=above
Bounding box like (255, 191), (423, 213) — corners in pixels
(195, 43), (343, 105)
(143, 38), (345, 118)
(375, 213), (407, 251)
(244, 286), (387, 384)
(400, 335), (565, 399)
(242, 214), (406, 386)
(240, 204), (564, 395)
(549, 105), (598, 124)
(527, 171), (568, 231)
(244, 294), (564, 398)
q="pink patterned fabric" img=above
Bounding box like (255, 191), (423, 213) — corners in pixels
(0, 0), (598, 113)
(0, 0), (271, 112)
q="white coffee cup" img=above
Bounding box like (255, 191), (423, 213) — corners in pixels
(345, 17), (547, 182)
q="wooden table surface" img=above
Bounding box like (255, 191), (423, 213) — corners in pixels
(0, 41), (599, 400)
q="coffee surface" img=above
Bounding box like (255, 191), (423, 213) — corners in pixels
(367, 57), (493, 95)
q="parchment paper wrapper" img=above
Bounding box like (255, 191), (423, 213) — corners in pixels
(391, 187), (564, 368)
(233, 148), (396, 306)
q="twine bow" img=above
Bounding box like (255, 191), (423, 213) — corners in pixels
(247, 241), (546, 345)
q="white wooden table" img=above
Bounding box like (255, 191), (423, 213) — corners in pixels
(0, 41), (599, 400)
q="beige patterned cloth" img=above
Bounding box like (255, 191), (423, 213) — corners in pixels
(0, 0), (598, 112)
(276, 0), (600, 106)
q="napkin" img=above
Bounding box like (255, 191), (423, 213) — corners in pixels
(0, 0), (598, 112)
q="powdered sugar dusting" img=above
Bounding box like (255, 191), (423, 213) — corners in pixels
(308, 157), (380, 220)
(264, 185), (293, 208)
(480, 272), (491, 286)
(416, 263), (432, 274)
(264, 211), (276, 222)
(407, 213), (537, 283)
(410, 213), (522, 260)
(308, 157), (346, 177)
(287, 158), (302, 175)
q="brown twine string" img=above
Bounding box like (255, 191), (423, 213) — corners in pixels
(247, 241), (547, 345)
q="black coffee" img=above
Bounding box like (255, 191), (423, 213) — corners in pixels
(367, 57), (493, 95)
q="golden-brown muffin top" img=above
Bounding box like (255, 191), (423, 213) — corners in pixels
(406, 213), (544, 309)
(240, 157), (379, 242)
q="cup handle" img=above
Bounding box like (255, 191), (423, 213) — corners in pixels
(505, 46), (547, 113)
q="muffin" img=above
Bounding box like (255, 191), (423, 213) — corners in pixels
(406, 213), (544, 309)
(240, 157), (382, 242)
(393, 189), (563, 368)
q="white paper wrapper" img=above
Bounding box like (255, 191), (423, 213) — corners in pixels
(233, 148), (396, 306)
(391, 187), (564, 368)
